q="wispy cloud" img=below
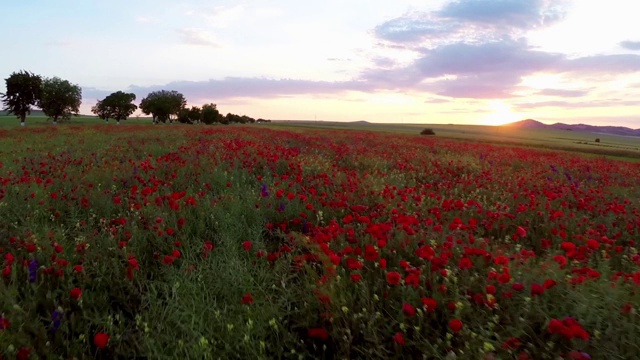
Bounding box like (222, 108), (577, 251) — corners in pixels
(176, 28), (221, 48)
(620, 40), (640, 51)
(536, 88), (590, 97)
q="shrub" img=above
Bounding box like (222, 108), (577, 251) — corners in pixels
(420, 128), (436, 135)
(595, 138), (600, 143)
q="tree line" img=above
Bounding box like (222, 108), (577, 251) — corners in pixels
(1, 70), (270, 126)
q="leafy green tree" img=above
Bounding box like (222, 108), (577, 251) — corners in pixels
(178, 106), (202, 124)
(139, 90), (186, 124)
(91, 99), (112, 123)
(1, 70), (42, 126)
(38, 77), (82, 124)
(201, 103), (220, 125)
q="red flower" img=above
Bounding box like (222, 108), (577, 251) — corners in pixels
(163, 255), (175, 265)
(547, 319), (564, 334)
(501, 337), (521, 350)
(73, 265), (83, 273)
(308, 327), (329, 340)
(421, 297), (437, 312)
(386, 271), (402, 285)
(587, 239), (599, 250)
(449, 319), (463, 333)
(241, 292), (254, 304)
(512, 283), (524, 292)
(350, 273), (362, 283)
(70, 287), (82, 300)
(16, 347), (30, 360)
(402, 303), (416, 317)
(242, 241), (253, 252)
(94, 332), (110, 349)
(516, 226), (527, 238)
(458, 257), (473, 270)
(393, 332), (405, 346)
(543, 279), (557, 289)
(530, 283), (544, 296)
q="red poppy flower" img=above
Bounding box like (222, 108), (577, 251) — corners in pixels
(386, 271), (401, 285)
(421, 298), (437, 312)
(402, 303), (416, 317)
(308, 327), (329, 340)
(449, 319), (463, 333)
(94, 332), (110, 349)
(241, 292), (254, 304)
(393, 332), (405, 346)
(70, 287), (82, 300)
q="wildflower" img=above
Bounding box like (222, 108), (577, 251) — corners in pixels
(51, 309), (63, 334)
(28, 258), (38, 283)
(393, 332), (405, 346)
(516, 226), (527, 238)
(530, 283), (544, 296)
(449, 319), (463, 333)
(70, 287), (82, 300)
(242, 241), (253, 252)
(241, 292), (254, 304)
(402, 303), (416, 317)
(308, 327), (329, 340)
(421, 298), (437, 312)
(0, 316), (10, 330)
(94, 332), (110, 349)
(386, 271), (402, 285)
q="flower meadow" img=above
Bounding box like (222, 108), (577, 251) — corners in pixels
(1, 125), (640, 359)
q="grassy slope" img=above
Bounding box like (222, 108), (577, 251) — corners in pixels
(267, 121), (640, 162)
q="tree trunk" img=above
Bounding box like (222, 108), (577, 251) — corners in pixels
(117, 120), (120, 125)
(21, 121), (25, 127)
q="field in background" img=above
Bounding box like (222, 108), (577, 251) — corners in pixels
(267, 120), (640, 161)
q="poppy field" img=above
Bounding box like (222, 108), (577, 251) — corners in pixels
(1, 124), (640, 359)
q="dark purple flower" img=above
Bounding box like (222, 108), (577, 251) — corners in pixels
(28, 259), (38, 283)
(51, 309), (63, 334)
(278, 202), (286, 212)
(260, 183), (269, 197)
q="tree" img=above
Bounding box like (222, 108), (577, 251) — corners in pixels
(91, 99), (112, 123)
(1, 70), (42, 126)
(178, 106), (202, 124)
(139, 90), (186, 124)
(38, 77), (82, 124)
(201, 103), (220, 125)
(96, 91), (137, 124)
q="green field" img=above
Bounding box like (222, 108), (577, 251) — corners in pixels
(3, 115), (640, 161)
(267, 120), (640, 161)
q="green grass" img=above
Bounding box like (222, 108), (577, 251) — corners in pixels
(267, 121), (640, 161)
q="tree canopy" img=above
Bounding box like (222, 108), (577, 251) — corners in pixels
(38, 77), (82, 124)
(139, 90), (186, 124)
(1, 70), (43, 125)
(92, 91), (137, 123)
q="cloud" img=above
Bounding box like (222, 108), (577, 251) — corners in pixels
(176, 28), (221, 48)
(82, 78), (372, 105)
(562, 54), (640, 74)
(438, 0), (565, 28)
(620, 41), (640, 51)
(514, 98), (640, 110)
(536, 88), (590, 97)
(374, 12), (460, 43)
(374, 0), (567, 45)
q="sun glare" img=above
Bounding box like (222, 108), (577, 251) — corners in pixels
(481, 100), (520, 126)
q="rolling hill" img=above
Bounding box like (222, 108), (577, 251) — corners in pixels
(505, 119), (640, 137)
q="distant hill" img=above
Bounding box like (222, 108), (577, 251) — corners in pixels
(504, 119), (640, 137)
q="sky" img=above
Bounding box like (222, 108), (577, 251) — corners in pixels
(1, 0), (639, 126)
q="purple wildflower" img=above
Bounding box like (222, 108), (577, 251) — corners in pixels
(28, 259), (38, 283)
